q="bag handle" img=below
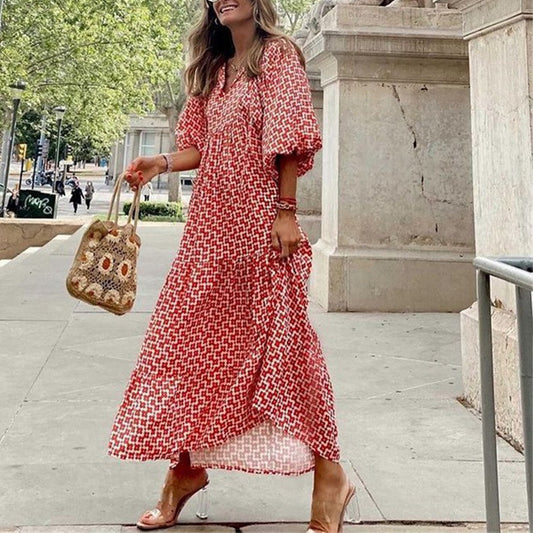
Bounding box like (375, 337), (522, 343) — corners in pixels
(106, 172), (142, 232)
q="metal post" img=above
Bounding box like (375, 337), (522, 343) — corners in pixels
(30, 141), (39, 189)
(477, 270), (501, 532)
(515, 286), (533, 530)
(0, 98), (21, 217)
(122, 132), (129, 176)
(33, 114), (47, 189)
(17, 155), (24, 193)
(113, 140), (119, 182)
(0, 127), (9, 196)
(52, 118), (63, 195)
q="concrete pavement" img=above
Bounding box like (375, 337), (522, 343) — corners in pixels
(0, 222), (529, 531)
(0, 526), (530, 533)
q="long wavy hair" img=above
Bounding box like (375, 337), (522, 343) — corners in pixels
(184, 0), (306, 97)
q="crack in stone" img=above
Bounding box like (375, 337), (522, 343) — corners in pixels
(391, 85), (469, 237)
(392, 84), (418, 151)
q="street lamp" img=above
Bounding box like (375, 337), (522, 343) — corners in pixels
(52, 105), (66, 195)
(0, 80), (26, 218)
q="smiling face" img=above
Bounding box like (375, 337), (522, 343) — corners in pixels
(213, 0), (254, 28)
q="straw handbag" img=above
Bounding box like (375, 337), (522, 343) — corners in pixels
(66, 173), (142, 315)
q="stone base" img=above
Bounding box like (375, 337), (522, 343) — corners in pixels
(310, 239), (475, 312)
(461, 302), (523, 450)
(0, 219), (84, 260)
(299, 214), (321, 245)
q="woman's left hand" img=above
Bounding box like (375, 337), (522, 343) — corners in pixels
(271, 210), (301, 258)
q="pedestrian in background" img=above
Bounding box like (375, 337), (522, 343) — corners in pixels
(84, 181), (95, 210)
(141, 180), (152, 202)
(6, 184), (19, 217)
(69, 183), (84, 214)
(108, 0), (356, 530)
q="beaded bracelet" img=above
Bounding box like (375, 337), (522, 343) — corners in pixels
(276, 200), (297, 212)
(279, 196), (297, 205)
(162, 153), (172, 174)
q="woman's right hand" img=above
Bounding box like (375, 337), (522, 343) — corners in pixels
(124, 155), (165, 190)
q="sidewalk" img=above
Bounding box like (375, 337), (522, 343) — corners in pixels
(0, 224), (528, 531)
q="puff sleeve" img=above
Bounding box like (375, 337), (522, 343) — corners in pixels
(259, 40), (322, 178)
(175, 96), (208, 156)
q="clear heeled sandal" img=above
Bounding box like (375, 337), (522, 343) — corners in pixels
(306, 483), (361, 533)
(136, 478), (210, 531)
(195, 484), (209, 520)
(344, 486), (361, 525)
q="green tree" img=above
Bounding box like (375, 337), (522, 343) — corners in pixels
(0, 0), (317, 162)
(0, 0), (183, 146)
(276, 0), (316, 35)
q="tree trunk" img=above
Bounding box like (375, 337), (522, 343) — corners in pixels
(164, 106), (181, 203)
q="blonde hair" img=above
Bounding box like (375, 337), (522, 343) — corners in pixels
(184, 0), (305, 97)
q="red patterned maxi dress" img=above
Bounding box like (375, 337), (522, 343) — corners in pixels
(108, 39), (340, 475)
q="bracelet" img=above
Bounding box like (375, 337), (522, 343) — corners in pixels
(162, 153), (172, 174)
(279, 196), (297, 205)
(276, 200), (297, 212)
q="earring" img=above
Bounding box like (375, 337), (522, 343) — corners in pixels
(214, 17), (220, 25)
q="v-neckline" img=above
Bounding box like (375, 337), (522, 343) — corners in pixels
(219, 61), (245, 95)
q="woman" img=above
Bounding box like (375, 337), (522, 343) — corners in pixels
(107, 0), (357, 530)
(84, 181), (95, 210)
(69, 183), (84, 214)
(141, 180), (153, 202)
(6, 184), (19, 217)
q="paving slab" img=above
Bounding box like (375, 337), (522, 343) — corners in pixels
(121, 525), (236, 533)
(3, 524), (532, 533)
(0, 320), (67, 404)
(350, 455), (527, 522)
(26, 342), (143, 403)
(327, 350), (461, 401)
(336, 398), (522, 463)
(0, 400), (118, 465)
(54, 312), (149, 351)
(20, 528), (122, 533)
(309, 312), (462, 367)
(243, 526), (528, 532)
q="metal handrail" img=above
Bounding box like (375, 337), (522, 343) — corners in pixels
(474, 257), (533, 533)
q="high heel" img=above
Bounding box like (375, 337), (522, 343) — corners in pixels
(195, 485), (209, 520)
(344, 486), (361, 525)
(136, 472), (209, 531)
(306, 483), (357, 533)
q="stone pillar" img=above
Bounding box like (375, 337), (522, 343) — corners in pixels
(443, 0), (533, 448)
(299, 74), (322, 219)
(297, 71), (323, 244)
(306, 5), (475, 311)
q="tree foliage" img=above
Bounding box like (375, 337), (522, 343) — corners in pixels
(0, 0), (186, 150)
(0, 0), (313, 155)
(276, 0), (315, 35)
